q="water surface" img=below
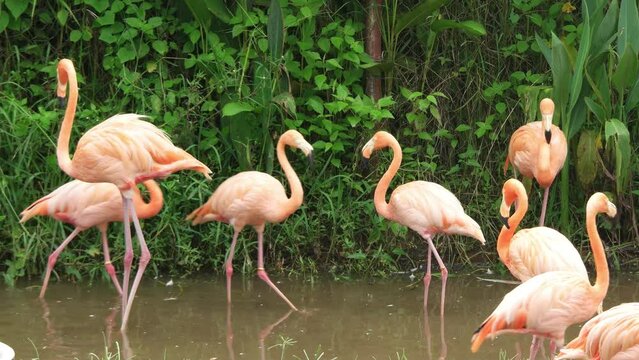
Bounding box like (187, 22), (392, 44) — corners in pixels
(2, 273), (638, 359)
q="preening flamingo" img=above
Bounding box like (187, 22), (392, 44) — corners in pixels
(497, 178), (587, 281)
(504, 98), (567, 226)
(361, 131), (485, 315)
(498, 178), (590, 357)
(471, 192), (616, 359)
(187, 129), (313, 311)
(556, 303), (639, 360)
(20, 180), (163, 298)
(55, 58), (211, 329)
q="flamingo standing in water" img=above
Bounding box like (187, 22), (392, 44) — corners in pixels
(557, 302), (639, 360)
(498, 178), (591, 357)
(54, 58), (212, 329)
(504, 98), (567, 226)
(361, 131), (485, 314)
(20, 180), (163, 298)
(471, 192), (616, 359)
(187, 130), (313, 311)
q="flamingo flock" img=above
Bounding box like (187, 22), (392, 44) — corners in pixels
(19, 58), (631, 359)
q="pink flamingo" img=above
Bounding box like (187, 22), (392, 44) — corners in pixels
(55, 58), (211, 329)
(361, 131), (485, 315)
(557, 302), (639, 360)
(20, 179), (163, 298)
(504, 98), (567, 226)
(471, 192), (616, 359)
(498, 178), (591, 357)
(187, 129), (313, 311)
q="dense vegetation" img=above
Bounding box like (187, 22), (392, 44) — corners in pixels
(0, 0), (636, 286)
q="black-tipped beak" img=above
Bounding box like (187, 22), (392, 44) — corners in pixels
(544, 130), (552, 144)
(361, 157), (370, 171)
(57, 96), (67, 108)
(307, 151), (314, 166)
(499, 215), (510, 229)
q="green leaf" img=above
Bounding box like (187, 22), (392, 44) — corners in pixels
(317, 37), (330, 52)
(70, 30), (83, 43)
(84, 0), (109, 13)
(605, 118), (632, 193)
(550, 32), (571, 124)
(377, 96), (394, 107)
(618, 0), (639, 57)
(611, 48), (639, 93)
(330, 36), (343, 49)
(222, 102), (254, 117)
(584, 97), (606, 122)
(257, 38), (268, 52)
(152, 40), (168, 55)
(117, 46), (136, 62)
(56, 9), (69, 26)
(205, 0), (232, 23)
(306, 97), (324, 114)
(0, 12), (8, 32)
(267, 0), (283, 62)
(395, 0), (446, 35)
(568, 1), (591, 117)
(455, 124), (471, 132)
(591, 0), (618, 57)
(314, 74), (327, 89)
(326, 58), (343, 69)
(5, 0), (29, 19)
(125, 17), (145, 29)
(431, 19), (486, 36)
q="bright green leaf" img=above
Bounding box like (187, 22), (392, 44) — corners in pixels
(5, 0), (29, 19)
(222, 102), (254, 117)
(152, 40), (168, 55)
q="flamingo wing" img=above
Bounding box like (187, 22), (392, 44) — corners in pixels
(509, 227), (588, 281)
(471, 271), (598, 352)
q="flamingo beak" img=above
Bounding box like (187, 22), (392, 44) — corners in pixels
(307, 151), (314, 166)
(499, 215), (510, 229)
(58, 96), (67, 108)
(545, 130), (552, 144)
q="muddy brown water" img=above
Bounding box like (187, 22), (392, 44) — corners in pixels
(1, 274), (638, 359)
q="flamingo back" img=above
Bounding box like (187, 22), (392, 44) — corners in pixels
(508, 227), (587, 281)
(557, 303), (639, 360)
(72, 114), (211, 187)
(188, 171), (289, 228)
(507, 122), (566, 187)
(389, 181), (485, 243)
(471, 271), (600, 352)
(20, 180), (122, 229)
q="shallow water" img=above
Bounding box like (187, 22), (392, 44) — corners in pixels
(2, 273), (638, 359)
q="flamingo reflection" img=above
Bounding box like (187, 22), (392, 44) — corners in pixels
(423, 307), (447, 360)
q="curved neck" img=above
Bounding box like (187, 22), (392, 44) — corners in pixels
(276, 138), (303, 217)
(374, 136), (402, 220)
(132, 180), (164, 219)
(587, 206), (609, 297)
(56, 61), (78, 177)
(497, 190), (528, 267)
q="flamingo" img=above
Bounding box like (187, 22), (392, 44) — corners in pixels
(54, 58), (212, 329)
(471, 192), (616, 359)
(20, 179), (163, 298)
(504, 98), (567, 226)
(361, 131), (485, 315)
(186, 129), (313, 311)
(498, 178), (592, 357)
(556, 303), (639, 360)
(497, 178), (587, 281)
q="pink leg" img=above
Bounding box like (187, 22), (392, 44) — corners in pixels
(549, 340), (557, 358)
(39, 227), (82, 298)
(255, 225), (299, 311)
(121, 197), (151, 330)
(120, 191), (134, 318)
(425, 235), (447, 317)
(225, 228), (241, 304)
(539, 187), (549, 227)
(529, 335), (540, 360)
(99, 224), (123, 295)
(226, 302), (236, 360)
(423, 245), (432, 308)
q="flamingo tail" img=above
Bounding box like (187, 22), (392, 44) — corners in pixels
(503, 156), (510, 176)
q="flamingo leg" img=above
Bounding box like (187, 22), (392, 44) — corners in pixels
(121, 197), (151, 330)
(255, 226), (299, 311)
(549, 340), (557, 358)
(439, 305), (447, 360)
(120, 191), (133, 318)
(39, 227), (82, 298)
(226, 302), (236, 360)
(423, 245), (432, 308)
(539, 187), (549, 227)
(425, 235), (447, 317)
(99, 224), (123, 295)
(225, 228), (241, 304)
(529, 335), (540, 360)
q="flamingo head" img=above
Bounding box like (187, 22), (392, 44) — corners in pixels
(587, 192), (617, 219)
(362, 131), (393, 159)
(539, 98), (554, 144)
(282, 129), (314, 163)
(499, 178), (527, 229)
